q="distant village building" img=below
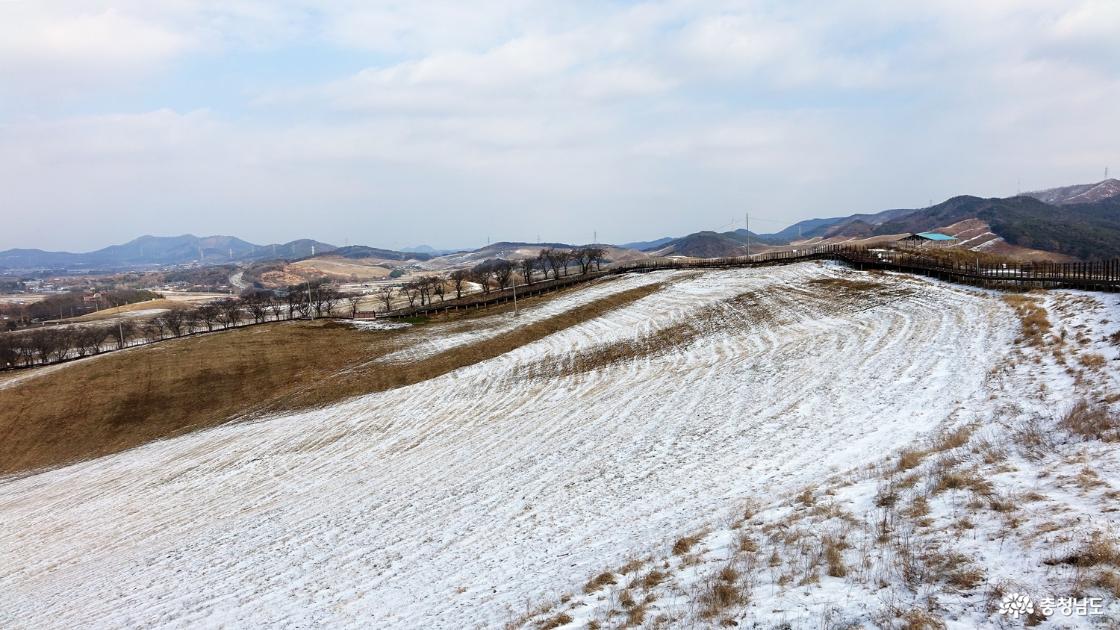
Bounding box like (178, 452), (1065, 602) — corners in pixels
(899, 232), (956, 246)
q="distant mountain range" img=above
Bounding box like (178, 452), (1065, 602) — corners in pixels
(636, 179), (1120, 260)
(3, 179), (1118, 272)
(0, 235), (340, 271)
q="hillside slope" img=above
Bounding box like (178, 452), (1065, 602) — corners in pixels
(0, 263), (1076, 628)
(1024, 178), (1120, 205)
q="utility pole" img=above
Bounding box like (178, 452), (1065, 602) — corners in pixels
(745, 212), (750, 258)
(307, 283), (314, 320)
(512, 279), (518, 317)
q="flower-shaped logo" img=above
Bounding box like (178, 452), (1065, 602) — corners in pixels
(999, 592), (1034, 619)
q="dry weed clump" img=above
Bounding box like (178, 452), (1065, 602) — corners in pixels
(824, 537), (848, 577)
(537, 612), (573, 629)
(932, 425), (974, 452)
(898, 449), (927, 471)
(1079, 353), (1107, 369)
(642, 570), (666, 590)
(1045, 531), (1120, 568)
(1059, 400), (1120, 442)
(933, 467), (993, 496)
(898, 608), (947, 630)
(698, 563), (746, 618)
(1003, 294), (1052, 347)
(1094, 569), (1120, 598)
(583, 572), (617, 594)
(672, 534), (702, 556)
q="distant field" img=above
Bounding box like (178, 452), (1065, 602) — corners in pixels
(0, 293), (48, 305)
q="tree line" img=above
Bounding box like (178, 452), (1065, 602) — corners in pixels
(388, 247), (607, 308)
(0, 247), (610, 369)
(0, 288), (163, 329)
(0, 281), (364, 369)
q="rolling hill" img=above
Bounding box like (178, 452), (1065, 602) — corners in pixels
(1023, 178), (1120, 205)
(758, 179), (1120, 260)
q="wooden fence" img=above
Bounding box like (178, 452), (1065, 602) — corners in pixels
(376, 245), (1120, 319)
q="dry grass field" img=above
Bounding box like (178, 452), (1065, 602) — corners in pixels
(0, 281), (663, 476)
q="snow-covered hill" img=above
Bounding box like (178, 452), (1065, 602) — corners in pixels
(1, 263), (1116, 628)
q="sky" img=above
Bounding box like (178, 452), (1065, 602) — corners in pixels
(1, 1), (1118, 252)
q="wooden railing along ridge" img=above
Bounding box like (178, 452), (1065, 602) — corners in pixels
(378, 244), (1120, 319)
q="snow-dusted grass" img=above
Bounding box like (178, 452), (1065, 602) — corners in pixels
(519, 289), (1120, 629)
(3, 263), (1114, 628)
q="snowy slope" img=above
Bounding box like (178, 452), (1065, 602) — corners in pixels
(0, 263), (1023, 628)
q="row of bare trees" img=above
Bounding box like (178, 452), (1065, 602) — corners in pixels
(0, 281), (370, 369)
(378, 246), (609, 310)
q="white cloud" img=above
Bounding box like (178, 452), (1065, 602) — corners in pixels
(0, 1), (1118, 251)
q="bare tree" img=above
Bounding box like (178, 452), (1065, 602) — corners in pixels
(113, 320), (137, 349)
(197, 304), (220, 332)
(216, 298), (242, 328)
(493, 260), (514, 289)
(285, 287), (303, 320)
(144, 318), (167, 342)
(575, 248), (594, 274)
(13, 333), (35, 366)
(320, 287), (340, 317)
(345, 293), (363, 318)
(449, 269), (469, 299)
(267, 295), (284, 321)
(378, 285), (395, 312)
(518, 257), (536, 285)
(539, 248), (566, 280)
(242, 292), (269, 324)
(26, 329), (56, 364)
(160, 309), (189, 337)
(432, 280), (445, 302)
(75, 327), (109, 356)
(402, 282), (421, 307)
(557, 249), (574, 276)
(0, 334), (15, 369)
(46, 329), (73, 363)
(589, 246), (607, 271)
(471, 267), (493, 294)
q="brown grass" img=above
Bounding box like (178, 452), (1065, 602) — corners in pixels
(698, 565), (745, 618)
(806, 277), (882, 292)
(672, 534), (702, 556)
(69, 298), (189, 322)
(1079, 353), (1106, 369)
(642, 570), (666, 590)
(1095, 569), (1120, 598)
(933, 468), (993, 496)
(537, 612), (573, 629)
(1002, 294), (1051, 347)
(0, 281), (665, 476)
(583, 572), (617, 594)
(824, 537), (848, 578)
(898, 448), (927, 471)
(1045, 531), (1120, 567)
(527, 288), (773, 378)
(1059, 400), (1120, 442)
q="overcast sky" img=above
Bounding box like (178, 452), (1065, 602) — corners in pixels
(2, 1), (1118, 252)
